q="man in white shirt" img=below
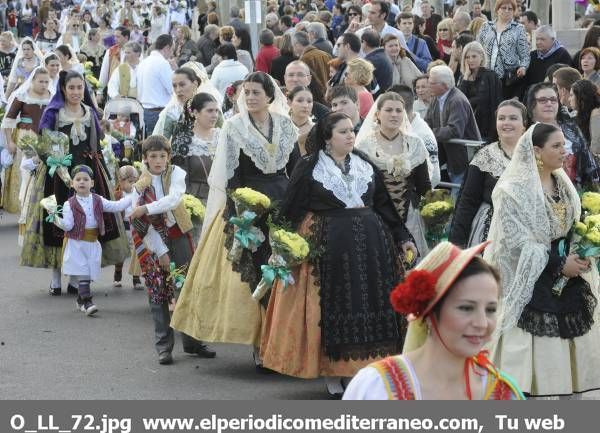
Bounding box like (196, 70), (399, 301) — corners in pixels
(136, 34), (175, 135)
(99, 27), (130, 88)
(107, 41), (142, 100)
(351, 1), (407, 50)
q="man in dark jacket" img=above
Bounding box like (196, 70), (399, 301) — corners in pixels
(196, 24), (219, 67)
(425, 65), (482, 198)
(524, 25), (573, 89)
(361, 29), (393, 96)
(420, 0), (442, 41)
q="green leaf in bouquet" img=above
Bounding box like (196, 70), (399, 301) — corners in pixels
(16, 134), (38, 156)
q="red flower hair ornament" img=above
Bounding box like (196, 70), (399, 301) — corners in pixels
(390, 270), (437, 318)
(225, 85), (236, 98)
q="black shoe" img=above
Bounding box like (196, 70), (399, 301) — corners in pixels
(132, 277), (144, 290)
(67, 284), (78, 295)
(49, 286), (62, 296)
(158, 352), (173, 365)
(76, 297), (98, 316)
(184, 344), (216, 358)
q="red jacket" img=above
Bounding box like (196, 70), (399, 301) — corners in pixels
(255, 45), (280, 74)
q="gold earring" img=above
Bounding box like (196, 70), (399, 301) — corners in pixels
(536, 157), (544, 172)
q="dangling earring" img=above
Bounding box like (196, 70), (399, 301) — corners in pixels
(536, 157), (544, 173)
(325, 142), (332, 154)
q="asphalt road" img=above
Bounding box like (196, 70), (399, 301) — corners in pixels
(0, 212), (325, 400)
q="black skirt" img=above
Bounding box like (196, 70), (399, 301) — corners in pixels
(314, 207), (405, 361)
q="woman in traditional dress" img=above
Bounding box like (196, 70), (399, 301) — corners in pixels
(170, 92), (220, 201)
(260, 112), (416, 396)
(287, 85), (314, 155)
(171, 72), (299, 360)
(80, 29), (106, 79)
(44, 53), (61, 95)
(55, 45), (85, 75)
(355, 92), (431, 259)
(56, 19), (87, 54)
(344, 241), (525, 400)
(485, 123), (600, 398)
(5, 38), (44, 98)
(21, 70), (129, 295)
(449, 100), (527, 248)
(1, 67), (52, 241)
(35, 16), (61, 54)
(153, 63), (221, 139)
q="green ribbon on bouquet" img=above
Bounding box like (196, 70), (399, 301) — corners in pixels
(47, 154), (73, 177)
(44, 205), (63, 223)
(260, 264), (292, 289)
(229, 210), (261, 249)
(168, 262), (187, 290)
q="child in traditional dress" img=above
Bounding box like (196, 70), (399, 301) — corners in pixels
(129, 135), (215, 364)
(54, 165), (133, 315)
(113, 165), (143, 289)
(109, 107), (137, 163)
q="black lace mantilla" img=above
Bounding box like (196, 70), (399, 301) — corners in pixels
(517, 278), (597, 339)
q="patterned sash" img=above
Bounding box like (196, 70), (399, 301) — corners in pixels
(130, 186), (174, 304)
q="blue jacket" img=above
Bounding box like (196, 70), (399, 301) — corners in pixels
(405, 35), (433, 72)
(365, 48), (394, 94)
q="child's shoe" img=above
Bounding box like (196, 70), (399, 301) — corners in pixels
(113, 269), (123, 287)
(132, 276), (144, 290)
(77, 297), (98, 316)
(49, 286), (62, 296)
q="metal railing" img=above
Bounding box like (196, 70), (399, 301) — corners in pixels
(439, 139), (487, 189)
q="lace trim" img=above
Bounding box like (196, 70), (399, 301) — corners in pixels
(188, 129), (220, 157)
(357, 131), (428, 174)
(19, 92), (51, 105)
(470, 142), (511, 178)
(225, 113), (297, 179)
(313, 151), (373, 208)
(58, 105), (91, 146)
(517, 280), (597, 339)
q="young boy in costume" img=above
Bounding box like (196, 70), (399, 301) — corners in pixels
(53, 164), (133, 315)
(129, 135), (215, 365)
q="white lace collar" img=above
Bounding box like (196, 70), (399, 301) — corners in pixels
(58, 104), (91, 146)
(189, 128), (220, 157)
(225, 112), (298, 178)
(312, 150), (373, 208)
(470, 142), (511, 178)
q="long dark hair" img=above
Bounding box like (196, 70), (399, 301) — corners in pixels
(532, 122), (561, 148)
(582, 26), (600, 51)
(305, 111), (351, 155)
(572, 79), (600, 141)
(182, 92), (218, 124)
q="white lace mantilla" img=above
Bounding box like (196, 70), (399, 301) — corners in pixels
(470, 142), (511, 178)
(189, 128), (220, 157)
(224, 112), (298, 179)
(313, 150), (373, 208)
(58, 105), (91, 146)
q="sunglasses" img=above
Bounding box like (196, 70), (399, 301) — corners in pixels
(438, 28), (449, 31)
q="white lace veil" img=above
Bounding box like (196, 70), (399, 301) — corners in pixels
(355, 94), (429, 173)
(8, 37), (44, 85)
(200, 74), (295, 240)
(484, 123), (581, 335)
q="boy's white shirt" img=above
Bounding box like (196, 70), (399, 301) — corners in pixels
(58, 194), (132, 232)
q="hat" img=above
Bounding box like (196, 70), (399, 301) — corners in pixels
(394, 241), (491, 353)
(391, 241), (490, 319)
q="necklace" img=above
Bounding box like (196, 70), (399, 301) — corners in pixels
(292, 118), (310, 129)
(379, 129), (401, 142)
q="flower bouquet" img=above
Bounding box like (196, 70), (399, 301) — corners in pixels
(15, 130), (39, 158)
(40, 195), (64, 229)
(168, 262), (187, 291)
(227, 187), (271, 263)
(18, 130), (71, 187)
(182, 194), (205, 243)
(553, 192), (600, 296)
(420, 189), (454, 248)
(84, 61), (101, 89)
(252, 228), (310, 301)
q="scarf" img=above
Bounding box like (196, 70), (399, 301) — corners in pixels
(537, 39), (563, 60)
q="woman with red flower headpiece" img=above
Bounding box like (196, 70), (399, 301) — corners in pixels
(344, 241), (525, 400)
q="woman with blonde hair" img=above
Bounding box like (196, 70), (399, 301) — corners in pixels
(271, 33), (297, 84)
(468, 16), (487, 38)
(174, 25), (197, 66)
(345, 57), (374, 119)
(56, 19), (86, 53)
(457, 41), (502, 141)
(436, 18), (454, 63)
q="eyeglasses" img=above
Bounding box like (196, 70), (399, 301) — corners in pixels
(535, 97), (558, 104)
(286, 73), (310, 78)
(438, 28), (449, 31)
(348, 13), (359, 17)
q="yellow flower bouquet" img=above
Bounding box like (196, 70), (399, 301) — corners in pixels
(252, 228), (310, 301)
(182, 194), (205, 220)
(553, 213), (600, 296)
(420, 189), (454, 247)
(227, 187), (271, 263)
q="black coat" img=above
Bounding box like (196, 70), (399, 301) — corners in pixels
(457, 68), (503, 142)
(524, 47), (573, 89)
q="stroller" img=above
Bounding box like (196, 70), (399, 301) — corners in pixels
(103, 97), (146, 162)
